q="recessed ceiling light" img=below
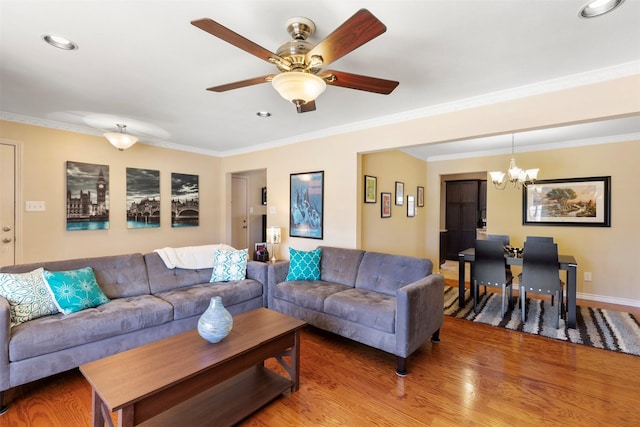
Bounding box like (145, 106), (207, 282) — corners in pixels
(579, 0), (625, 18)
(42, 34), (78, 50)
(256, 111), (271, 118)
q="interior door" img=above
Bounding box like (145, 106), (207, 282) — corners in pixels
(0, 142), (16, 266)
(231, 176), (248, 249)
(445, 180), (479, 260)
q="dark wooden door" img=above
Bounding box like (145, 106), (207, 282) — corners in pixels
(445, 181), (479, 260)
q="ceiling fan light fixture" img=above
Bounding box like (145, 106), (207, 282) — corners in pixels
(104, 124), (139, 151)
(579, 0), (624, 18)
(271, 72), (326, 106)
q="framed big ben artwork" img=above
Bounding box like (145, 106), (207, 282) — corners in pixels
(66, 161), (109, 230)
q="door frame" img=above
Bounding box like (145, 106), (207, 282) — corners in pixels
(0, 138), (23, 265)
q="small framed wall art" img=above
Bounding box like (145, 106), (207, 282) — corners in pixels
(395, 181), (404, 205)
(364, 175), (377, 203)
(407, 195), (416, 217)
(417, 186), (424, 207)
(381, 192), (392, 218)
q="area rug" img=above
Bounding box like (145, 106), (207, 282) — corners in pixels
(443, 285), (640, 357)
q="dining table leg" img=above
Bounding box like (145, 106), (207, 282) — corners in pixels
(457, 253), (466, 307)
(567, 263), (577, 328)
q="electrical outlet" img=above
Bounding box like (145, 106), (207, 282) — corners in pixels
(584, 272), (592, 282)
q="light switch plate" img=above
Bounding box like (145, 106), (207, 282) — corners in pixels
(26, 201), (46, 211)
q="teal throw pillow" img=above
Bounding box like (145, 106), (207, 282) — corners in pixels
(0, 268), (59, 327)
(210, 248), (248, 282)
(42, 267), (110, 315)
(286, 248), (321, 281)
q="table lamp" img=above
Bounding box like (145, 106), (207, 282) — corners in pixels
(267, 226), (281, 263)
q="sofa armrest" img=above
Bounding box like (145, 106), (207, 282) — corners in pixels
(0, 297), (10, 390)
(395, 273), (445, 358)
(267, 261), (290, 308)
(246, 261), (269, 307)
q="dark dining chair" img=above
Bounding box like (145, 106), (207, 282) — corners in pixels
(525, 236), (554, 244)
(486, 234), (510, 246)
(473, 239), (513, 318)
(519, 241), (564, 328)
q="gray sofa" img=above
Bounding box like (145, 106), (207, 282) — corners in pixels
(268, 246), (444, 375)
(0, 251), (267, 413)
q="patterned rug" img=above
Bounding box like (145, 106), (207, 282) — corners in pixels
(444, 285), (640, 357)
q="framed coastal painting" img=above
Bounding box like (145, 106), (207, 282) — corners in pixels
(417, 186), (424, 207)
(407, 195), (416, 217)
(522, 176), (611, 227)
(66, 161), (109, 231)
(290, 171), (324, 239)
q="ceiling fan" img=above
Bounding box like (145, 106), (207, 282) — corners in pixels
(191, 9), (399, 113)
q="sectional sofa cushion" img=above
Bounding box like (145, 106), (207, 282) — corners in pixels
(210, 248), (248, 282)
(324, 288), (396, 333)
(286, 248), (321, 281)
(318, 246), (365, 287)
(355, 252), (433, 296)
(154, 280), (263, 320)
(9, 295), (173, 361)
(0, 268), (59, 327)
(43, 267), (110, 315)
(273, 280), (351, 312)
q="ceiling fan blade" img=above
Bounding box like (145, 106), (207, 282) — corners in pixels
(206, 75), (275, 92)
(320, 70), (399, 94)
(191, 18), (284, 65)
(306, 9), (386, 67)
(297, 100), (316, 113)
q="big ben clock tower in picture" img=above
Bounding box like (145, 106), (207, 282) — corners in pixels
(96, 168), (107, 216)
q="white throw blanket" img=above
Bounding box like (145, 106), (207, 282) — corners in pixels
(154, 244), (235, 269)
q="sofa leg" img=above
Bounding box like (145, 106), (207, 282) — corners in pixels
(431, 328), (441, 343)
(395, 357), (408, 377)
(0, 391), (7, 415)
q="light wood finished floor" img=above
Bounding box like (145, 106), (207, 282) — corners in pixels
(3, 294), (640, 426)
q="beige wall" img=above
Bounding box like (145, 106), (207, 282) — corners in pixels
(1, 75), (638, 303)
(361, 150), (427, 256)
(0, 121), (223, 262)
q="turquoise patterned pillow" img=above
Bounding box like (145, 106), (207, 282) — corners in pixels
(286, 248), (322, 281)
(210, 248), (248, 282)
(42, 267), (110, 315)
(0, 268), (59, 327)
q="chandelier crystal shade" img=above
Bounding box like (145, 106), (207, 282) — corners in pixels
(271, 72), (326, 107)
(489, 134), (539, 190)
(103, 124), (139, 151)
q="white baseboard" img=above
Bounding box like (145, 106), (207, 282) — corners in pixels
(576, 292), (640, 308)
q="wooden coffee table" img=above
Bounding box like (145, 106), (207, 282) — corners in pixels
(80, 308), (306, 427)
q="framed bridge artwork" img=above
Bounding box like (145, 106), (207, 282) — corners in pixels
(171, 172), (199, 227)
(126, 168), (160, 228)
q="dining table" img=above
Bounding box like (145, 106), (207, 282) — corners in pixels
(457, 247), (579, 328)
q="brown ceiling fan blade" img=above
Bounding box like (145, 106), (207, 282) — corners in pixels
(306, 9), (386, 67)
(191, 18), (284, 64)
(321, 70), (399, 94)
(206, 75), (274, 92)
(296, 100), (316, 113)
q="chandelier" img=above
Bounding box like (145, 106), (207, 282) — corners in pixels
(489, 134), (539, 190)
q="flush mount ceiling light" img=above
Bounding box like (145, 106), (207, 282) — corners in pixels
(103, 124), (139, 151)
(489, 134), (539, 190)
(256, 111), (271, 118)
(579, 0), (625, 18)
(41, 34), (78, 50)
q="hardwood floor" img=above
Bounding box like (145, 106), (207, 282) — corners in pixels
(3, 309), (640, 426)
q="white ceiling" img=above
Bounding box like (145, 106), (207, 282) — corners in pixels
(1, 0), (639, 159)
